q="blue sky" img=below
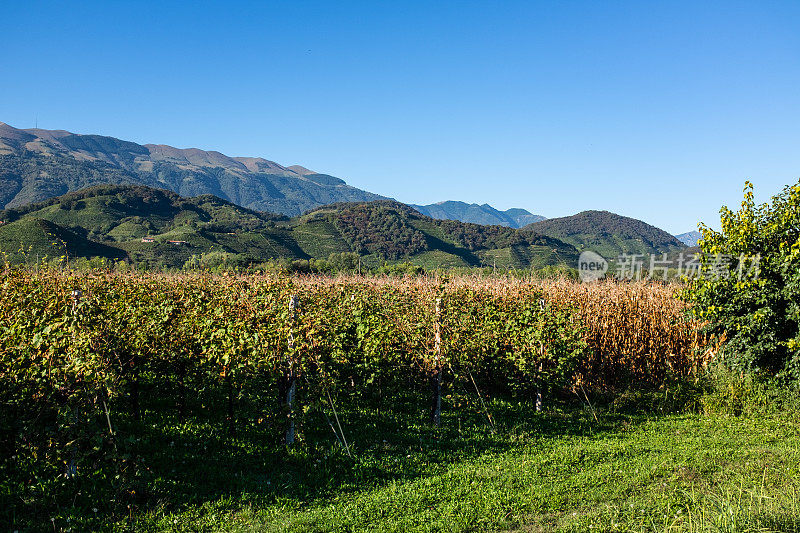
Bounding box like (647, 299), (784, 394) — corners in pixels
(2, 1), (799, 233)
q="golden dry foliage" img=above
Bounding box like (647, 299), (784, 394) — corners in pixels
(533, 279), (709, 388)
(1, 267), (709, 393)
(276, 272), (710, 389)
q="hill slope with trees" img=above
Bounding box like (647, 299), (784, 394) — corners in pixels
(0, 185), (579, 271)
(524, 210), (686, 257)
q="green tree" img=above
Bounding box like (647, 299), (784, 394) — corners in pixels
(682, 180), (800, 382)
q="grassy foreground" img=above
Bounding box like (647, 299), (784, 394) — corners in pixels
(112, 395), (800, 533)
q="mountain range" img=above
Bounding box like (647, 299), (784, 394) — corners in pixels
(0, 122), (385, 216)
(0, 121), (690, 268)
(410, 201), (546, 228)
(0, 122), (552, 229)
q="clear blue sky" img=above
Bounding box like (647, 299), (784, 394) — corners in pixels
(3, 1), (799, 233)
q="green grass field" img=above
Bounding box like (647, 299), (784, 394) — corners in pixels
(105, 393), (800, 532)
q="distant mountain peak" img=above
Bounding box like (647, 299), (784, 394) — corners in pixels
(411, 201), (546, 228)
(675, 230), (702, 247)
(287, 165), (316, 175)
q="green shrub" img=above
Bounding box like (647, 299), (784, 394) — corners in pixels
(376, 261), (424, 276)
(183, 251), (247, 271)
(682, 180), (800, 383)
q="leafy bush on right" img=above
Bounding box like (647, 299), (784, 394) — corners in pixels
(682, 179), (800, 383)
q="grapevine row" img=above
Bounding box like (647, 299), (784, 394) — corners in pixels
(0, 269), (706, 496)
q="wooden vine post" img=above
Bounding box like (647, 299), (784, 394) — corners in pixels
(284, 294), (299, 445)
(536, 346), (544, 412)
(430, 297), (443, 426)
(66, 289), (82, 479)
(536, 297), (545, 412)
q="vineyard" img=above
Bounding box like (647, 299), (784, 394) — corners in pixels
(1, 269), (713, 530)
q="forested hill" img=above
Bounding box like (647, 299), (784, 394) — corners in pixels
(0, 122), (385, 216)
(301, 201), (575, 266)
(523, 210), (686, 257)
(0, 185), (578, 270)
